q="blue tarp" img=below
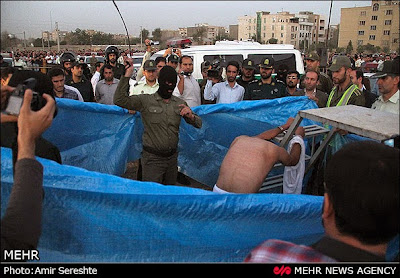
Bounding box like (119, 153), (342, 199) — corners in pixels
(2, 97), (398, 262)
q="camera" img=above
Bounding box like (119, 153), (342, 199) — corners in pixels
(207, 59), (221, 78)
(3, 78), (46, 116)
(180, 71), (191, 76)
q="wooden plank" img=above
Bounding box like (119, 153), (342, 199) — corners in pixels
(299, 105), (399, 141)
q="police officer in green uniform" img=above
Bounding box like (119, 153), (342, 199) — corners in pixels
(326, 56), (365, 107)
(244, 57), (286, 100)
(237, 58), (257, 91)
(114, 59), (202, 185)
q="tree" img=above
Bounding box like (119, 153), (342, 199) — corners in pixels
(140, 28), (150, 40)
(268, 38), (278, 44)
(346, 40), (353, 54)
(152, 28), (162, 42)
(193, 26), (207, 44)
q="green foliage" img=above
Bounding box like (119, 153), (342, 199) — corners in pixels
(268, 37), (278, 44)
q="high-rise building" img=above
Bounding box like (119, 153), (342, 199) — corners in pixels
(338, 0), (399, 52)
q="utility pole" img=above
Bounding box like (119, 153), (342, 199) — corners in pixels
(140, 26), (143, 51)
(41, 31), (45, 51)
(55, 22), (60, 53)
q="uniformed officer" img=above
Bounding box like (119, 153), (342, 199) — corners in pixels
(103, 46), (125, 80)
(326, 56), (365, 107)
(237, 58), (257, 91)
(114, 60), (202, 185)
(129, 60), (159, 96)
(244, 57), (286, 100)
(300, 51), (333, 94)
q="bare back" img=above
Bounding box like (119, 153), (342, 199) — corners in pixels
(216, 135), (290, 193)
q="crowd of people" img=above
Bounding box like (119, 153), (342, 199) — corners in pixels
(1, 43), (399, 263)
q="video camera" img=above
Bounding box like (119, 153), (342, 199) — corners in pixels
(207, 59), (221, 78)
(3, 78), (51, 116)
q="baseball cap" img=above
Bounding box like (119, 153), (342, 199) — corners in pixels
(143, 60), (157, 71)
(328, 56), (351, 72)
(259, 57), (275, 69)
(305, 51), (320, 61)
(242, 59), (256, 70)
(167, 54), (179, 63)
(371, 58), (400, 78)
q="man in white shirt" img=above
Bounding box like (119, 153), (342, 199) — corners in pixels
(173, 56), (201, 107)
(371, 57), (399, 115)
(204, 60), (244, 104)
(91, 61), (104, 95)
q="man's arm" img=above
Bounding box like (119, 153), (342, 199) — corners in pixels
(176, 74), (185, 95)
(113, 58), (143, 111)
(277, 142), (302, 166)
(179, 104), (202, 128)
(255, 117), (295, 141)
(1, 90), (55, 261)
(203, 80), (217, 101)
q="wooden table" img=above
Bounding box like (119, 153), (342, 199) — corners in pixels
(279, 105), (399, 173)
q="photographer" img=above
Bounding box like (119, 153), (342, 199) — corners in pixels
(204, 60), (244, 104)
(1, 88), (56, 262)
(1, 70), (61, 169)
(173, 55), (201, 107)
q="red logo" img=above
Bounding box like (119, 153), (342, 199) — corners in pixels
(273, 265), (291, 276)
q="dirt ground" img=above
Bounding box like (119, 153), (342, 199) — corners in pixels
(121, 161), (212, 191)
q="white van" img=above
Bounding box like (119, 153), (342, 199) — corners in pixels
(151, 40), (304, 80)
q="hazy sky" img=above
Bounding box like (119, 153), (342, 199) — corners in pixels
(1, 1), (372, 39)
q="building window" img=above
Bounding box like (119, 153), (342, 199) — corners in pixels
(372, 15), (378, 20)
(272, 25), (275, 30)
(272, 33), (275, 38)
(263, 33), (266, 38)
(358, 30), (365, 35)
(385, 20), (392, 25)
(280, 33), (284, 38)
(382, 40), (389, 46)
(386, 10), (393, 15)
(359, 21), (366, 25)
(394, 38), (399, 44)
(357, 40), (363, 46)
(370, 25), (376, 30)
(383, 30), (390, 35)
(281, 25), (284, 30)
(372, 3), (379, 11)
(369, 35), (376, 40)
(360, 11), (366, 16)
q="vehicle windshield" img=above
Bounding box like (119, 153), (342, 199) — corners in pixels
(133, 58), (143, 65)
(248, 54), (296, 73)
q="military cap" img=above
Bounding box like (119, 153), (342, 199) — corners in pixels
(371, 58), (400, 78)
(305, 51), (320, 61)
(143, 60), (157, 71)
(167, 54), (179, 63)
(242, 58), (256, 70)
(328, 56), (351, 72)
(259, 57), (275, 69)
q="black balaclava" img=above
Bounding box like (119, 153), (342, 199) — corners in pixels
(158, 66), (177, 99)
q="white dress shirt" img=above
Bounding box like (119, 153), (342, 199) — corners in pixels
(204, 80), (244, 104)
(172, 75), (201, 107)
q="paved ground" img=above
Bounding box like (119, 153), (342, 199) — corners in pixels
(121, 161), (212, 191)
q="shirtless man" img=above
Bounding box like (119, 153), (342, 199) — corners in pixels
(214, 117), (305, 193)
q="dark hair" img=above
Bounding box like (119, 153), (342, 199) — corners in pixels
(8, 70), (54, 97)
(226, 60), (240, 71)
(47, 67), (65, 79)
(1, 66), (16, 80)
(179, 55), (193, 64)
(324, 141), (399, 245)
(95, 61), (103, 68)
(100, 64), (113, 79)
(286, 70), (300, 79)
(155, 56), (166, 65)
(305, 69), (320, 81)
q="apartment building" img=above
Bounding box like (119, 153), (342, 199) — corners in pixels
(338, 0), (399, 51)
(238, 11), (326, 48)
